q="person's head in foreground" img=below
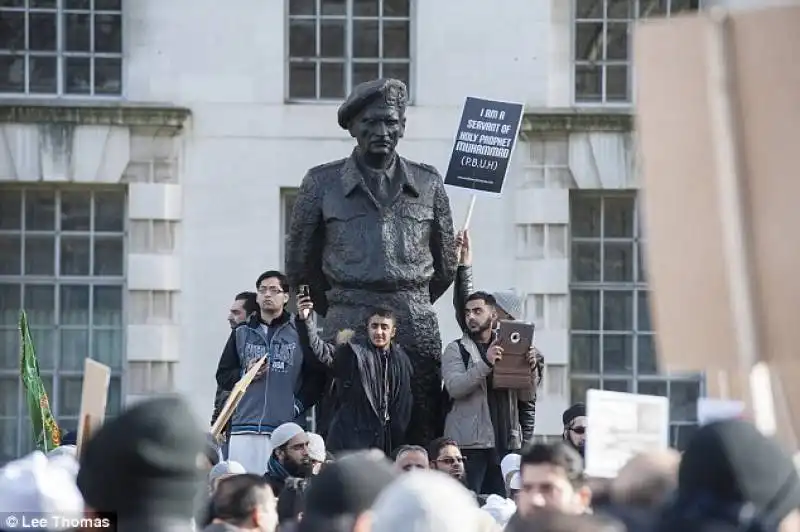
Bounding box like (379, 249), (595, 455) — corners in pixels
(298, 450), (396, 532)
(270, 423), (313, 478)
(211, 473), (278, 532)
(209, 460), (247, 494)
(612, 449), (680, 509)
(658, 419), (800, 532)
(307, 432), (327, 475)
(505, 510), (624, 532)
(562, 402), (587, 458)
(368, 470), (494, 532)
(517, 441), (591, 517)
(0, 450), (84, 532)
(393, 444), (429, 473)
(427, 437), (465, 482)
(76, 396), (206, 532)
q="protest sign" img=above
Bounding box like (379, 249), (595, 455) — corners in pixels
(211, 356), (267, 439)
(634, 5), (800, 449)
(76, 359), (111, 456)
(697, 398), (746, 426)
(444, 97), (524, 195)
(585, 389), (669, 479)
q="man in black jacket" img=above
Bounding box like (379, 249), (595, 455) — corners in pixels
(295, 298), (413, 456)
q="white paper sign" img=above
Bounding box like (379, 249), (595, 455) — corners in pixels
(697, 398), (745, 426)
(585, 389), (670, 479)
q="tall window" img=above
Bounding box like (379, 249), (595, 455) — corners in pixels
(0, 187), (126, 464)
(573, 0), (700, 104)
(0, 0), (123, 96)
(287, 0), (412, 100)
(569, 192), (702, 449)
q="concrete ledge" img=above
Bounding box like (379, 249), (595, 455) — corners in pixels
(522, 108), (634, 135)
(0, 101), (191, 135)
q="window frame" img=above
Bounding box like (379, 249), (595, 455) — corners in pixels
(283, 0), (415, 104)
(0, 0), (125, 99)
(568, 190), (704, 449)
(571, 0), (703, 107)
(0, 185), (127, 463)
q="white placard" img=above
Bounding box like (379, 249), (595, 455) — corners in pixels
(584, 389), (670, 479)
(697, 398), (745, 426)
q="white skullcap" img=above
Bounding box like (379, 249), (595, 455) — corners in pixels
(307, 432), (326, 462)
(509, 471), (522, 490)
(270, 422), (306, 450)
(500, 453), (521, 481)
(370, 470), (483, 532)
(0, 451), (84, 530)
(481, 494), (517, 526)
(208, 460), (247, 484)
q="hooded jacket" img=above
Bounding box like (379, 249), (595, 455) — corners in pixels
(215, 312), (325, 435)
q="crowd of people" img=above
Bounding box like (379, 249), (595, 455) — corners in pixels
(2, 395), (799, 532)
(2, 224), (799, 532)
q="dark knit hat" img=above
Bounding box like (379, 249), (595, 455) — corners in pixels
(303, 451), (396, 518)
(563, 403), (586, 426)
(76, 396), (205, 518)
(678, 419), (800, 530)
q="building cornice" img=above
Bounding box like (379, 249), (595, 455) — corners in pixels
(0, 100), (191, 135)
(521, 108), (634, 136)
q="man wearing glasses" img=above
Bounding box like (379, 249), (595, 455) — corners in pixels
(428, 437), (467, 484)
(561, 403), (588, 458)
(216, 270), (323, 474)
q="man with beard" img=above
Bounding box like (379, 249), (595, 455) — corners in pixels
(263, 423), (313, 497)
(295, 298), (413, 455)
(561, 403), (587, 458)
(442, 291), (540, 496)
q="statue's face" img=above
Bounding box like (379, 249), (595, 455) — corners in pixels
(351, 104), (405, 157)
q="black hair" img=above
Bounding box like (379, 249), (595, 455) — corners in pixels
(520, 442), (585, 487)
(255, 270), (290, 293)
(235, 291), (259, 316)
(212, 473), (273, 526)
(465, 291), (497, 307)
(277, 477), (309, 524)
(506, 511), (624, 532)
(427, 437), (459, 461)
(392, 444), (428, 461)
(366, 306), (396, 325)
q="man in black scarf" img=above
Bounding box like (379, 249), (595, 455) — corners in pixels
(296, 297), (413, 456)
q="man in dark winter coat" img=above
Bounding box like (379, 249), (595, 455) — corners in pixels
(296, 298), (413, 456)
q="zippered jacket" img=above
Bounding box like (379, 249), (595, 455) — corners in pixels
(215, 312), (324, 435)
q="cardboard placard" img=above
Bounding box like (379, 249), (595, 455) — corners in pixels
(210, 356), (267, 438)
(76, 359), (111, 456)
(697, 398), (746, 426)
(585, 390), (669, 479)
(634, 5), (800, 449)
(444, 97), (524, 195)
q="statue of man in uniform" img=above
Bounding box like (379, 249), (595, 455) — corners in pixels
(285, 78), (458, 446)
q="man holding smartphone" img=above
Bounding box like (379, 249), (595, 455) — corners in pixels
(215, 270), (325, 474)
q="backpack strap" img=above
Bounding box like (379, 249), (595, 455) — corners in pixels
(456, 340), (471, 370)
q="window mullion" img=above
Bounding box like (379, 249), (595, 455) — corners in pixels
(345, 0), (353, 93)
(89, 0), (95, 96)
(377, 0), (384, 77)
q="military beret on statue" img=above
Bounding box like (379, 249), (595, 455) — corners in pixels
(337, 78), (408, 130)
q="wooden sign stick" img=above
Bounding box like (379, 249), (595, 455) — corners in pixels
(455, 194), (477, 259)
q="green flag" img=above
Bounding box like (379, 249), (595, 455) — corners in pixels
(19, 310), (61, 452)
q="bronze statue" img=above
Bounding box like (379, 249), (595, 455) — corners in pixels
(285, 78), (458, 446)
